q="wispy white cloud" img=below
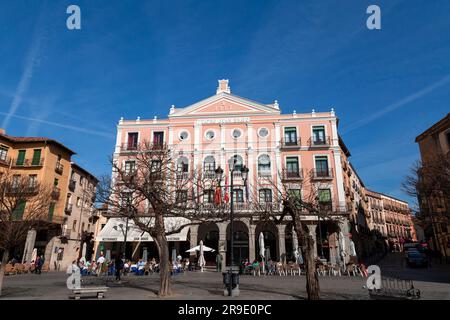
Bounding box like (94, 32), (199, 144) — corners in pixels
(342, 75), (450, 134)
(1, 30), (44, 129)
(0, 111), (113, 139)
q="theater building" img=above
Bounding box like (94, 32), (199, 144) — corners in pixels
(96, 80), (357, 268)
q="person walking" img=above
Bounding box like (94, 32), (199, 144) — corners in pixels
(114, 254), (124, 281)
(34, 256), (41, 274)
(215, 253), (222, 272)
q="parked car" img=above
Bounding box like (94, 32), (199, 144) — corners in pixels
(406, 251), (428, 268)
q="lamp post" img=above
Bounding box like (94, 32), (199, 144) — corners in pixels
(113, 217), (129, 259)
(216, 156), (249, 297)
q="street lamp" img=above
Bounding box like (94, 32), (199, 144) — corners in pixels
(219, 156), (249, 297)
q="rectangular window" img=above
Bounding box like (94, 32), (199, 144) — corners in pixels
(12, 174), (20, 188)
(28, 174), (37, 188)
(54, 178), (59, 187)
(153, 132), (164, 146)
(286, 157), (299, 176)
(12, 200), (26, 220)
(288, 189), (302, 209)
(315, 156), (329, 176)
(127, 132), (139, 150)
(0, 146), (8, 161)
(259, 189), (272, 203)
(233, 189), (244, 203)
(204, 189), (214, 203)
(31, 149), (41, 166)
(73, 220), (77, 230)
(16, 150), (26, 166)
(318, 189), (332, 203)
(284, 127), (297, 145)
(124, 161), (136, 174)
(81, 222), (85, 232)
(312, 126), (326, 144)
(48, 202), (55, 221)
(176, 190), (188, 203)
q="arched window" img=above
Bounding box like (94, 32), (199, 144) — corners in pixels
(177, 156), (189, 173)
(203, 156), (216, 173)
(258, 154), (271, 174)
(229, 155), (243, 171)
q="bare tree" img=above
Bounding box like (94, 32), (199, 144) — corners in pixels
(0, 172), (53, 296)
(251, 170), (347, 300)
(97, 142), (228, 296)
(402, 155), (450, 260)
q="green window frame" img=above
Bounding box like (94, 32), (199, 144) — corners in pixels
(16, 150), (26, 165)
(318, 189), (332, 203)
(12, 200), (26, 220)
(48, 202), (56, 221)
(31, 149), (41, 166)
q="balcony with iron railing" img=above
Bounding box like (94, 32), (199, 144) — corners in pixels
(282, 169), (304, 181)
(120, 142), (166, 152)
(5, 185), (39, 195)
(0, 156), (11, 166)
(310, 168), (334, 180)
(280, 137), (301, 149)
(203, 171), (217, 179)
(308, 136), (331, 148)
(51, 187), (61, 200)
(257, 170), (272, 178)
(65, 203), (73, 215)
(12, 157), (45, 168)
(55, 162), (64, 174)
(176, 171), (190, 180)
(68, 179), (76, 192)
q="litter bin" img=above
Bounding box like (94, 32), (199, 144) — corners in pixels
(222, 268), (240, 297)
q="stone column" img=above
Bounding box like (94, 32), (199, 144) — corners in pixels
(189, 225), (199, 260)
(248, 224), (256, 262)
(22, 229), (37, 263)
(307, 224), (318, 258)
(276, 224), (286, 261)
(217, 222), (228, 272)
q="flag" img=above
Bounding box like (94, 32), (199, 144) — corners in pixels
(214, 183), (222, 205)
(224, 176), (230, 203)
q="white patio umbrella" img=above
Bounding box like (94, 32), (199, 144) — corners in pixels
(81, 243), (87, 260)
(31, 248), (37, 263)
(338, 231), (346, 265)
(171, 247), (177, 264)
(185, 245), (215, 253)
(198, 240), (206, 272)
(259, 232), (265, 274)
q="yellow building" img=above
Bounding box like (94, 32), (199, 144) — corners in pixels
(0, 129), (75, 261)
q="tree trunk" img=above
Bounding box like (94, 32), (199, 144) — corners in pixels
(0, 249), (10, 296)
(155, 234), (171, 297)
(302, 234), (320, 300)
(293, 215), (320, 300)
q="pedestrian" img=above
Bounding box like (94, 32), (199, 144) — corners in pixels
(215, 253), (222, 272)
(115, 254), (124, 281)
(34, 256), (41, 274)
(96, 253), (105, 276)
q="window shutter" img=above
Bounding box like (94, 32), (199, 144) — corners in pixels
(16, 150), (26, 165)
(12, 200), (26, 220)
(48, 202), (55, 221)
(32, 149), (41, 165)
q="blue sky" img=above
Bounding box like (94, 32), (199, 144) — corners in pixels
(1, 0), (449, 205)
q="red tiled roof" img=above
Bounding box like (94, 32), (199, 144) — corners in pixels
(0, 133), (76, 155)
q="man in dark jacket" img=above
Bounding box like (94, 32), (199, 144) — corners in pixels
(115, 254), (124, 281)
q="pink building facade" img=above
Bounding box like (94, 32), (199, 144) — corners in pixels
(107, 80), (353, 267)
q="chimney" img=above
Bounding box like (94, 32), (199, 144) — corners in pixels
(0, 128), (5, 135)
(216, 79), (231, 94)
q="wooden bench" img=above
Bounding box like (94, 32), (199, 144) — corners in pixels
(70, 286), (109, 300)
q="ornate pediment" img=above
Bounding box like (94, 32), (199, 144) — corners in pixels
(169, 92), (280, 118)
